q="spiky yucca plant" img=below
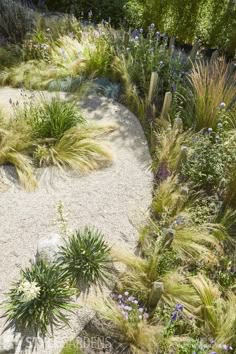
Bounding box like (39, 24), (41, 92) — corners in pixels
(58, 227), (114, 289)
(3, 259), (75, 336)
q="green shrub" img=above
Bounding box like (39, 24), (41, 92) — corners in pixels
(3, 259), (75, 336)
(124, 0), (236, 53)
(181, 130), (236, 193)
(182, 133), (225, 192)
(58, 227), (114, 289)
(113, 29), (186, 98)
(196, 0), (236, 54)
(0, 0), (35, 43)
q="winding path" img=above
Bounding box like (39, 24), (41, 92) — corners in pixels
(0, 87), (153, 353)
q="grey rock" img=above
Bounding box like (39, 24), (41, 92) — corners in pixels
(0, 328), (21, 354)
(36, 233), (62, 262)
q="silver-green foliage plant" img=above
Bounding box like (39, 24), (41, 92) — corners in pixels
(181, 128), (236, 193)
(0, 0), (35, 43)
(58, 227), (114, 289)
(3, 259), (75, 336)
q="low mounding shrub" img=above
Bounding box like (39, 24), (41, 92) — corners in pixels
(0, 0), (35, 43)
(181, 129), (236, 193)
(58, 227), (114, 289)
(3, 259), (75, 336)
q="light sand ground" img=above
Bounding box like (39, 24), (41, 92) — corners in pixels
(0, 88), (153, 353)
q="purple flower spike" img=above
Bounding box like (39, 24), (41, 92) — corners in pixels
(175, 303), (184, 311)
(171, 311), (178, 321)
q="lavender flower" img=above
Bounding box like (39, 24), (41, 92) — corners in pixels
(175, 303), (184, 311)
(171, 311), (178, 321)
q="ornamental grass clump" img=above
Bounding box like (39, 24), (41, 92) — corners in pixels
(94, 293), (162, 354)
(179, 59), (236, 130)
(0, 97), (115, 189)
(3, 259), (75, 336)
(190, 274), (236, 348)
(57, 227), (114, 290)
(28, 98), (85, 140)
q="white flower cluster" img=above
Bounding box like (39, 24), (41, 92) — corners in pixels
(18, 280), (41, 302)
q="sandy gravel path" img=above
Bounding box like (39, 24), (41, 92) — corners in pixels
(0, 87), (153, 353)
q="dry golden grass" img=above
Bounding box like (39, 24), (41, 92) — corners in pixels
(186, 59), (236, 130)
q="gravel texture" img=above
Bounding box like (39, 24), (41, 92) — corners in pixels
(0, 87), (153, 353)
